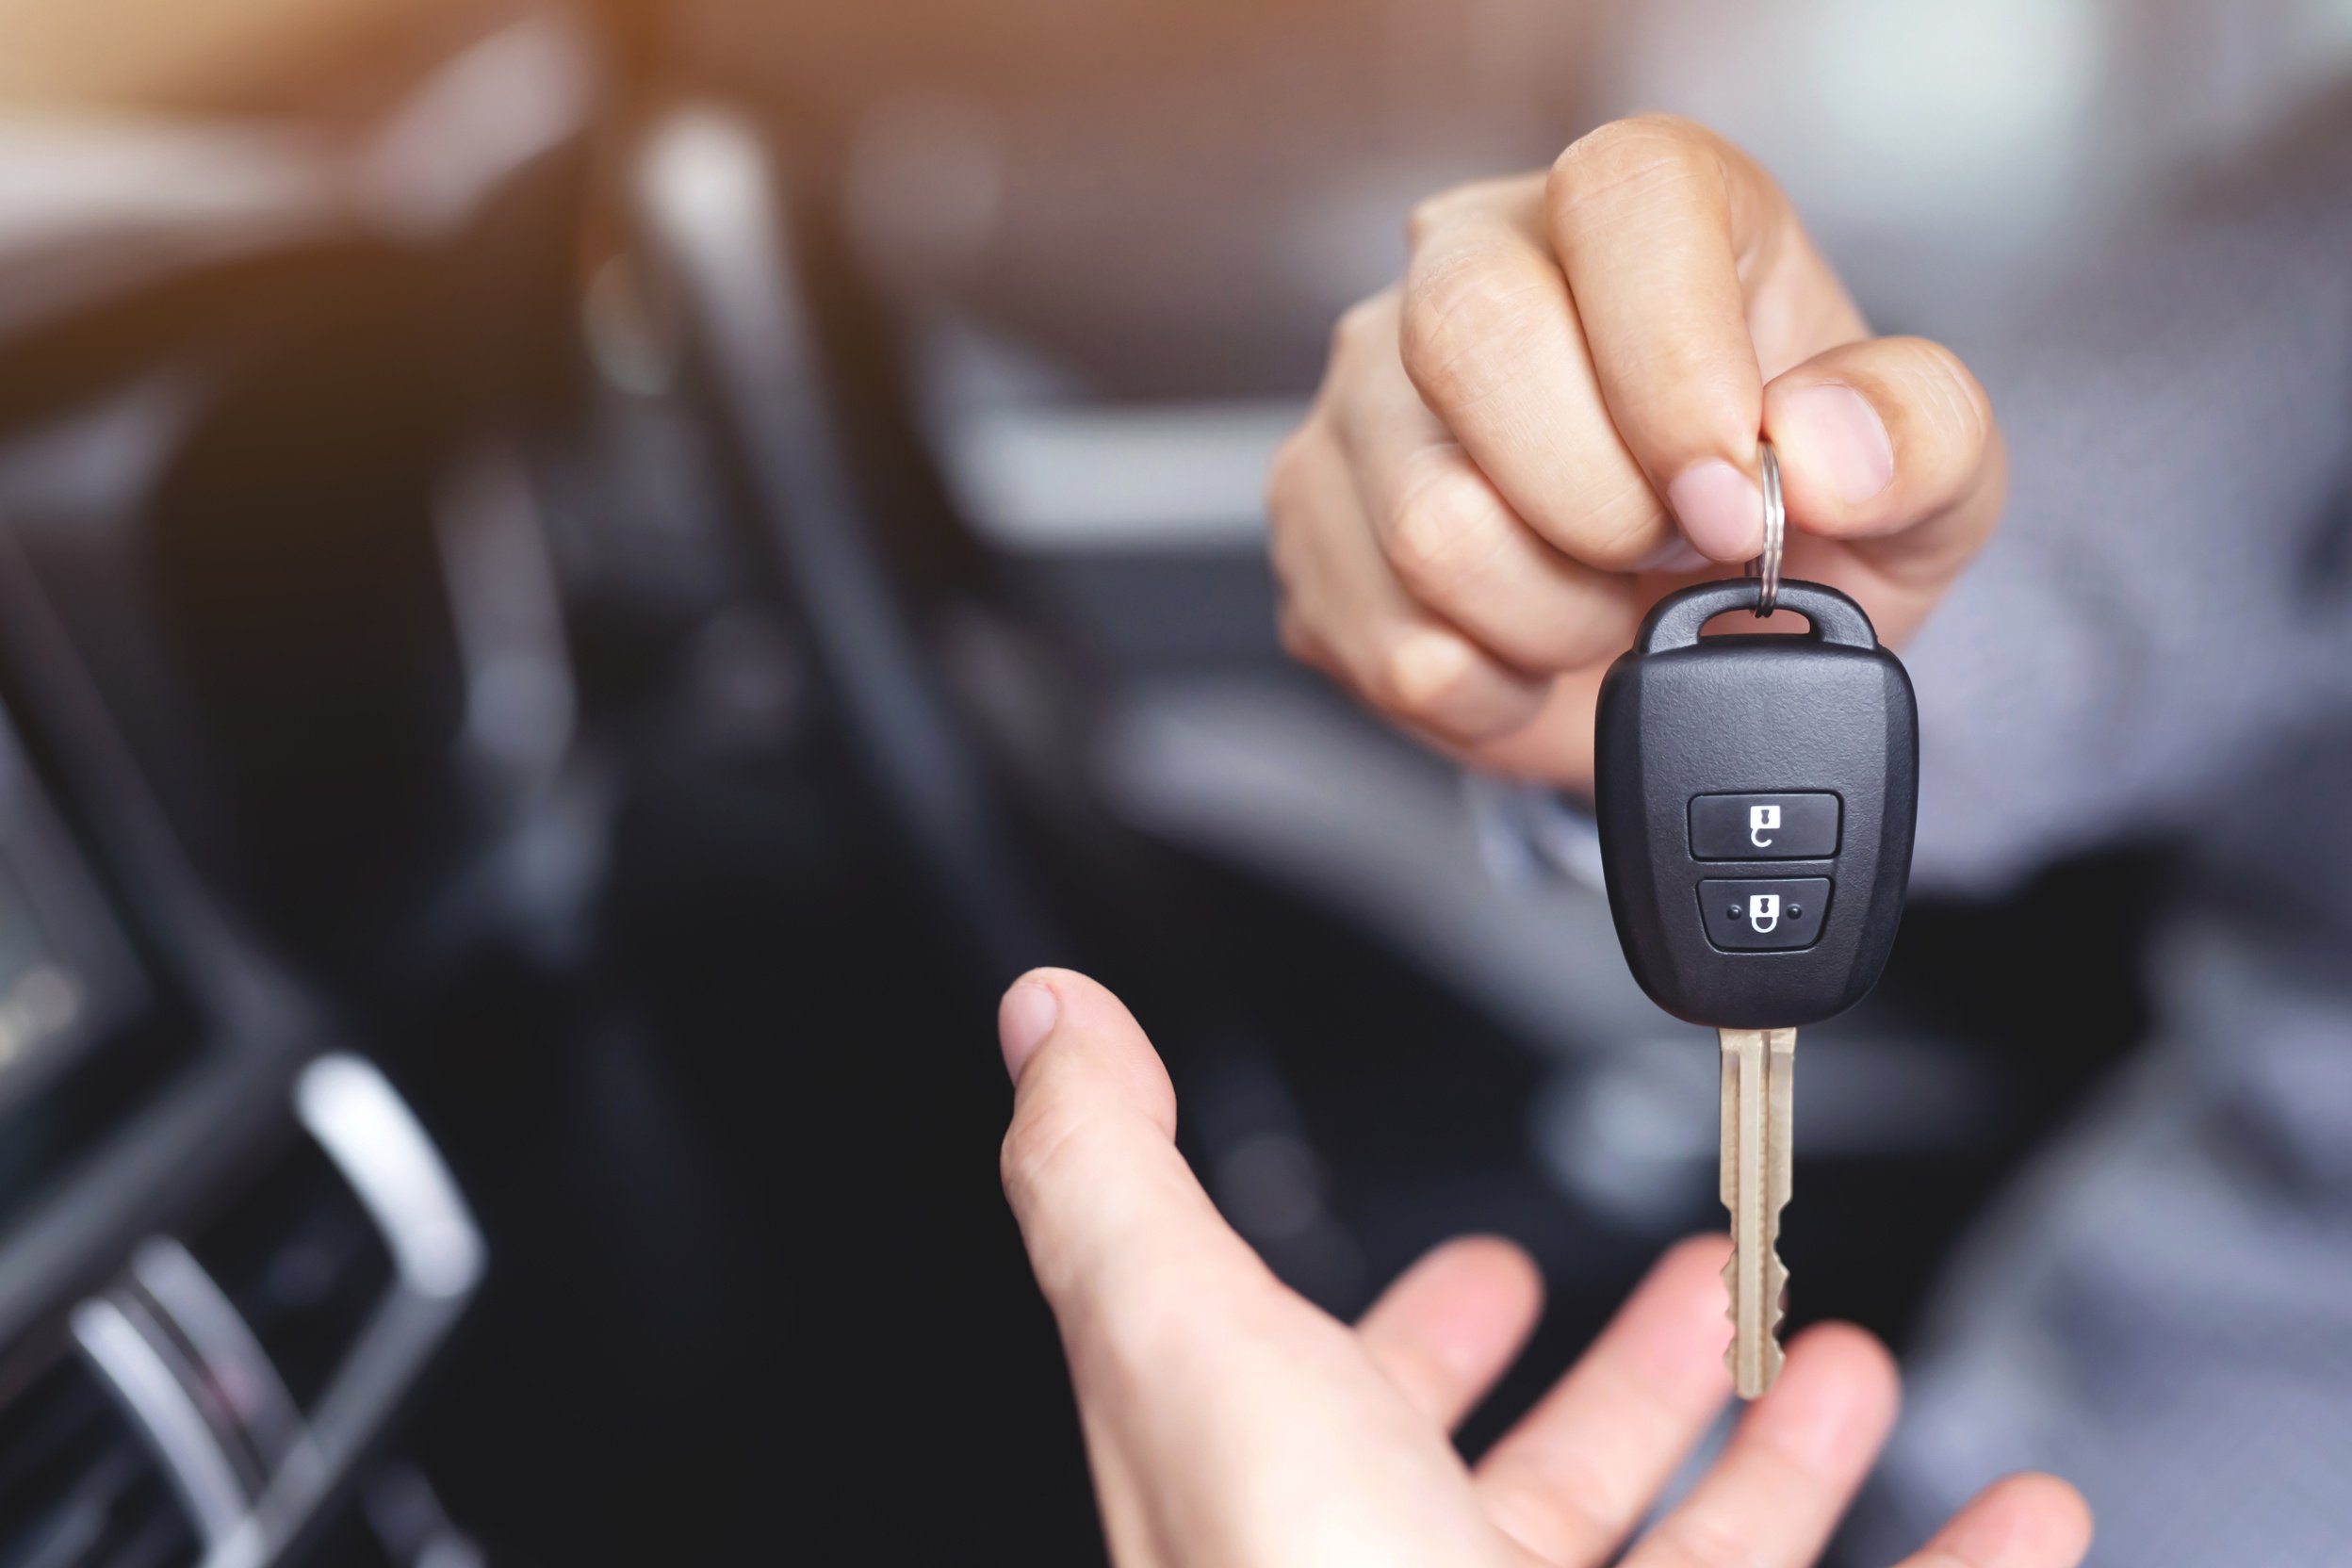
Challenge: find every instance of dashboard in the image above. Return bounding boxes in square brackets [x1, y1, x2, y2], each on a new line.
[0, 516, 483, 1566]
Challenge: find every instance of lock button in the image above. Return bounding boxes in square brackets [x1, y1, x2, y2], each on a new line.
[1690, 793, 1840, 860]
[1699, 878, 1831, 952]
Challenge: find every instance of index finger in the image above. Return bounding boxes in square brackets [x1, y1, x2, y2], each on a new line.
[1398, 176, 1679, 573]
[1546, 115, 1866, 562]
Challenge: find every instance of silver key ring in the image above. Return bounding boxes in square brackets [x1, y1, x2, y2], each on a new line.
[1746, 442, 1784, 617]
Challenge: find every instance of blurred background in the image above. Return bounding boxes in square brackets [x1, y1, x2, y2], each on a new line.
[0, 0, 2342, 1562]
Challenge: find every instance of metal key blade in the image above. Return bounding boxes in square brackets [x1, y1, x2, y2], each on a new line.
[1719, 1026, 1796, 1398]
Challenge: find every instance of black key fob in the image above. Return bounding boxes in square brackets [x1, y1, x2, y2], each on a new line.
[1593, 579, 1918, 1028]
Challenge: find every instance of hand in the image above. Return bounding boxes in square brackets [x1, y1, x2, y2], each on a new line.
[996, 968, 2090, 1568]
[1267, 116, 2004, 789]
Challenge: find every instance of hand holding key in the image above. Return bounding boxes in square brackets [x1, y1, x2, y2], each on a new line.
[1267, 115, 2002, 787]
[1272, 117, 1962, 1397]
[996, 969, 2089, 1568]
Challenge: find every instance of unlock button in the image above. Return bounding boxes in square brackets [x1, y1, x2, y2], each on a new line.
[1690, 792, 1840, 860]
[1700, 878, 1831, 952]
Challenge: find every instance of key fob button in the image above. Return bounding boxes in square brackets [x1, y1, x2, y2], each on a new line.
[1700, 878, 1831, 952]
[1689, 792, 1840, 860]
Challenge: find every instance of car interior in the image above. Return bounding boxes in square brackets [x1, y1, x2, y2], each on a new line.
[0, 4, 2170, 1563]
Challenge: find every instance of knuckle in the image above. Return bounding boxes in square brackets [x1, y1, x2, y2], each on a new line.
[1372, 631, 1469, 722]
[1381, 465, 1501, 600]
[1399, 252, 1543, 408]
[1404, 190, 1455, 248]
[1896, 335, 1995, 457]
[1551, 113, 1714, 206]
[997, 1122, 1030, 1206]
[996, 1105, 1049, 1204]
[998, 1093, 1089, 1223]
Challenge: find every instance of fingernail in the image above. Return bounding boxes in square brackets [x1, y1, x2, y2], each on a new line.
[1665, 459, 1763, 562]
[1777, 383, 1894, 505]
[998, 979, 1060, 1082]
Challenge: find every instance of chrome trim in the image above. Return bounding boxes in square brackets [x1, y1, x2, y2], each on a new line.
[294, 1054, 483, 1299]
[73, 1296, 249, 1547]
[131, 1236, 305, 1468]
[201, 1054, 484, 1568]
[204, 1295, 468, 1568]
[61, 1054, 483, 1568]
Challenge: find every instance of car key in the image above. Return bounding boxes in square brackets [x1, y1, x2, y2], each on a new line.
[1592, 455, 1918, 1396]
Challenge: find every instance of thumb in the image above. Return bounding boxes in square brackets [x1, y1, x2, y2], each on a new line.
[996, 969, 1267, 1328]
[1763, 334, 2001, 568]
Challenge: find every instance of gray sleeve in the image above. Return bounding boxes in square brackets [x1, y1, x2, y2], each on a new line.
[1904, 108, 2352, 893]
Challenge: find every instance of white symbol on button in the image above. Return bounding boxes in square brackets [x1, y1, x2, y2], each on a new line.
[1748, 893, 1781, 934]
[1749, 804, 1780, 849]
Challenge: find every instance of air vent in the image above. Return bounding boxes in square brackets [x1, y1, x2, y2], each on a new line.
[6, 1057, 481, 1568]
[0, 1350, 200, 1568]
[183, 1137, 394, 1415]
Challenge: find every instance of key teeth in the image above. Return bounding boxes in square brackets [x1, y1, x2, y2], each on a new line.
[1722, 1246, 1790, 1393]
[1720, 1250, 1740, 1380]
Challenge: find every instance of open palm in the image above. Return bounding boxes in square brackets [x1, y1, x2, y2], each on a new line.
[995, 969, 2090, 1568]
